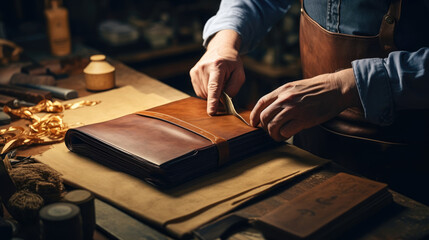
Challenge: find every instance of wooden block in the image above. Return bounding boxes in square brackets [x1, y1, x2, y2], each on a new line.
[254, 172, 392, 240]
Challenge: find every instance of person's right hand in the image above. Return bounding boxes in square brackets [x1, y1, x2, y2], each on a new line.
[190, 30, 245, 116]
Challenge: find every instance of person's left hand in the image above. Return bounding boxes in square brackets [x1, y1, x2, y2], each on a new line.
[250, 68, 362, 141]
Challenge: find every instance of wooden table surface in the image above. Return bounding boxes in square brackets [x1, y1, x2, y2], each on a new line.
[55, 60, 429, 240]
[2, 45, 429, 239]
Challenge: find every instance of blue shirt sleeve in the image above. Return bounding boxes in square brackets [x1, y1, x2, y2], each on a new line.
[202, 0, 291, 53]
[352, 47, 429, 125]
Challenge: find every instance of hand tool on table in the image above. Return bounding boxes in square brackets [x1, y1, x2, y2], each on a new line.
[0, 84, 52, 103]
[9, 73, 55, 86]
[13, 83, 78, 100]
[0, 93, 35, 108]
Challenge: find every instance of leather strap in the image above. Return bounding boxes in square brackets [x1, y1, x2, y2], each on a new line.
[136, 111, 230, 166]
[379, 0, 402, 52]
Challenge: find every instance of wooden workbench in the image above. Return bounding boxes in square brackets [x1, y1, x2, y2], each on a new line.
[3, 46, 429, 239]
[55, 60, 429, 240]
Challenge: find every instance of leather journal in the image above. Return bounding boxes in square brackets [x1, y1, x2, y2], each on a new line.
[64, 97, 276, 187]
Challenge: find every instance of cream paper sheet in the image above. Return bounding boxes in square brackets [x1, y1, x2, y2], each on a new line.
[60, 85, 172, 125]
[35, 86, 328, 237]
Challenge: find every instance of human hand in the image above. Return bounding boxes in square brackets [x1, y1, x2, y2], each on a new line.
[250, 68, 362, 141]
[190, 30, 245, 115]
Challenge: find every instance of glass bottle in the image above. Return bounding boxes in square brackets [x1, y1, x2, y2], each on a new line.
[44, 0, 71, 56]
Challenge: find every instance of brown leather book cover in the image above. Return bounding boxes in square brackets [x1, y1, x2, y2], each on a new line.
[65, 97, 276, 188]
[254, 173, 392, 240]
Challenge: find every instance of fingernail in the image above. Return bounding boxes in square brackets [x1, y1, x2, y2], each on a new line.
[208, 107, 215, 116]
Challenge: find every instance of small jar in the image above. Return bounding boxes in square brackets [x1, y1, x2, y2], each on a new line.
[83, 54, 115, 91]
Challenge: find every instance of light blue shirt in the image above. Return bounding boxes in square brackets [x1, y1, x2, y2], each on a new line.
[203, 0, 429, 126]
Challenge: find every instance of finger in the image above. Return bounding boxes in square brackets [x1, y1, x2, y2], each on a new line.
[279, 120, 305, 139]
[259, 104, 283, 131]
[224, 68, 245, 98]
[199, 68, 209, 98]
[207, 70, 225, 116]
[190, 67, 203, 98]
[250, 92, 278, 127]
[266, 107, 294, 141]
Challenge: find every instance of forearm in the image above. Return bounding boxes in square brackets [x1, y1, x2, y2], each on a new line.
[352, 47, 429, 125]
[203, 0, 291, 53]
[190, 30, 246, 115]
[207, 29, 241, 54]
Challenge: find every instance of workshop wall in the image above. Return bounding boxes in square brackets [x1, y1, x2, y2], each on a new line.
[0, 0, 302, 108]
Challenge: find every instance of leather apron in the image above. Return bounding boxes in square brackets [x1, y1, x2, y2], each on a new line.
[294, 0, 429, 178]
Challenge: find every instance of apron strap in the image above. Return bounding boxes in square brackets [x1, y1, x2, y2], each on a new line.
[379, 0, 402, 52]
[300, 0, 402, 53]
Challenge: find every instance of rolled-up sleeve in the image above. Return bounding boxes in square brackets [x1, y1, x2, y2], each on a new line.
[352, 47, 429, 125]
[202, 0, 291, 53]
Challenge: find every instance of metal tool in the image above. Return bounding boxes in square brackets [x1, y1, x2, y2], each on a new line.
[220, 91, 250, 126]
[11, 99, 35, 107]
[14, 83, 78, 100]
[0, 94, 35, 108]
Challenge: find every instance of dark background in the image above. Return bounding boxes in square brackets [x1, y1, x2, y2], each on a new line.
[0, 0, 302, 108]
